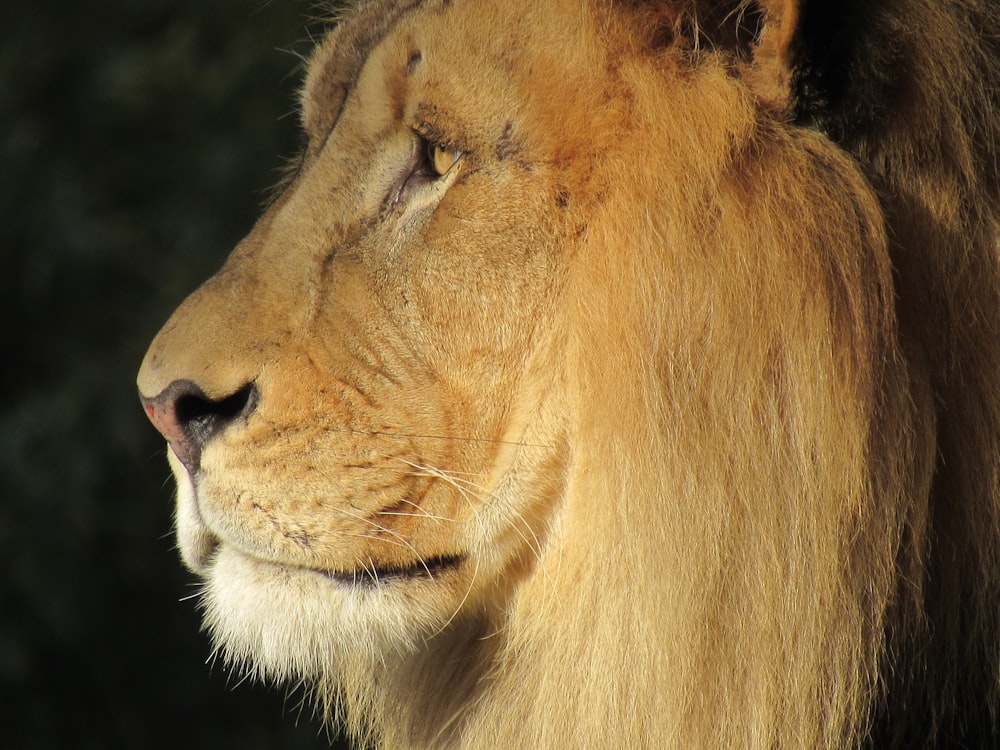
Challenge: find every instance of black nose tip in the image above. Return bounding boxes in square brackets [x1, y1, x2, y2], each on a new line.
[140, 380, 257, 471]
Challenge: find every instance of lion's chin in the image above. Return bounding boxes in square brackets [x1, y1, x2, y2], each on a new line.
[198, 543, 474, 684]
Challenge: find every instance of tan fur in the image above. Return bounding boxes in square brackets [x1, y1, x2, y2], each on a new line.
[138, 0, 1000, 746]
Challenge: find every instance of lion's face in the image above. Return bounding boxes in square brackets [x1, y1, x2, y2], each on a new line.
[138, 0, 589, 671]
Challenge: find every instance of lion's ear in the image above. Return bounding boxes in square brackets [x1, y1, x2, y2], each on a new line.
[683, 0, 867, 122]
[676, 0, 802, 108]
[740, 0, 800, 108]
[622, 0, 812, 111]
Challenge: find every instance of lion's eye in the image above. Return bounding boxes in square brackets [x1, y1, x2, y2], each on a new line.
[428, 140, 462, 177]
[388, 133, 465, 211]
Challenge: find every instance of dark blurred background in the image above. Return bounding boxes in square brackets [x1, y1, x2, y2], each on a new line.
[1, 0, 350, 746]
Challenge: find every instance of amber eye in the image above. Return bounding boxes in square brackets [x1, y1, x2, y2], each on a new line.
[428, 140, 462, 177]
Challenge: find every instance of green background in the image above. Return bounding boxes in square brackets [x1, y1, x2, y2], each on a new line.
[1, 0, 349, 746]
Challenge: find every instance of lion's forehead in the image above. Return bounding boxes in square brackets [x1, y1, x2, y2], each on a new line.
[301, 0, 601, 165]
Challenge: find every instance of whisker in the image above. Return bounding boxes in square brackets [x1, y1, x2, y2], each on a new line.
[365, 556, 380, 586]
[394, 458, 488, 536]
[378, 510, 456, 523]
[316, 425, 552, 449]
[509, 499, 547, 561]
[376, 496, 457, 523]
[308, 498, 439, 579]
[393, 458, 546, 595]
[406, 458, 548, 564]
[343, 523, 435, 579]
[427, 553, 481, 681]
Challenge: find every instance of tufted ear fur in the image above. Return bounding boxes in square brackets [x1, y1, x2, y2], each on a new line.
[682, 0, 806, 111]
[621, 0, 803, 108]
[739, 0, 800, 108]
[628, 0, 908, 134]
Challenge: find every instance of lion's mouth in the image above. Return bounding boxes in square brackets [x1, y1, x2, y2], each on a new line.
[321, 554, 465, 588]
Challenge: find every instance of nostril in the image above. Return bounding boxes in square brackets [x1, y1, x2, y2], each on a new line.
[141, 380, 258, 471]
[174, 383, 257, 446]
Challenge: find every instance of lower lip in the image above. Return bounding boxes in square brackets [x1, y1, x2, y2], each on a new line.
[320, 554, 464, 588]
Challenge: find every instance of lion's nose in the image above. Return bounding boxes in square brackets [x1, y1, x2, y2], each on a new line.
[140, 380, 257, 471]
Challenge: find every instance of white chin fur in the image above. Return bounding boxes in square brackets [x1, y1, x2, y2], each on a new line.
[199, 543, 464, 686]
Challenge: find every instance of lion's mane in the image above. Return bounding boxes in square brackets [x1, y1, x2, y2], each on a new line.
[361, 2, 1000, 747]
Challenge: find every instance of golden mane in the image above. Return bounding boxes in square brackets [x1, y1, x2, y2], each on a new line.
[139, 0, 1000, 746]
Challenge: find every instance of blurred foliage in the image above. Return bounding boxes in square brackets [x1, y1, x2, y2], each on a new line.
[0, 0, 349, 746]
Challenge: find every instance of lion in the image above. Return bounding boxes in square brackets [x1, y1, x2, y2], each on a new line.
[137, 0, 1000, 746]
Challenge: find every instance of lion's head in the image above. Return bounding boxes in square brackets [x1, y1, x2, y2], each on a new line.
[139, 0, 1000, 746]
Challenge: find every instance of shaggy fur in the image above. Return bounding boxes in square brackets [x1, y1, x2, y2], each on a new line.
[138, 0, 1000, 747]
